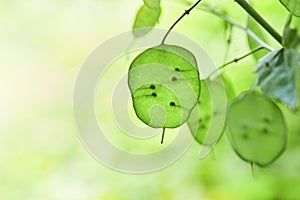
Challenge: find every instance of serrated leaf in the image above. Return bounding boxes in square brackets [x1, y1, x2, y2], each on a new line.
[128, 44, 201, 128]
[284, 28, 299, 48]
[280, 0, 300, 17]
[143, 0, 160, 8]
[255, 48, 300, 108]
[247, 17, 269, 61]
[132, 5, 161, 37]
[226, 91, 287, 166]
[187, 78, 227, 145]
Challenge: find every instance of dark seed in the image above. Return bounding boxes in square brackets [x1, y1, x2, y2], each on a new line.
[242, 133, 249, 140]
[150, 85, 155, 89]
[213, 111, 219, 115]
[262, 128, 269, 134]
[175, 68, 180, 72]
[152, 93, 157, 97]
[263, 117, 270, 123]
[171, 77, 177, 81]
[170, 102, 175, 106]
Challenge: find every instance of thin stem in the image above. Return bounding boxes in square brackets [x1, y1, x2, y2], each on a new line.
[161, 128, 166, 144]
[234, 0, 282, 44]
[223, 24, 233, 63]
[208, 46, 264, 78]
[171, 2, 275, 51]
[250, 162, 256, 178]
[209, 148, 216, 160]
[161, 0, 203, 44]
[200, 5, 274, 51]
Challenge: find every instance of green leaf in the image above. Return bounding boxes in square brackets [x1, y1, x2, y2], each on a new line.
[143, 0, 160, 8]
[279, 0, 300, 17]
[255, 48, 300, 108]
[187, 78, 228, 145]
[128, 44, 201, 128]
[226, 91, 287, 166]
[283, 14, 300, 49]
[132, 5, 161, 37]
[247, 17, 269, 61]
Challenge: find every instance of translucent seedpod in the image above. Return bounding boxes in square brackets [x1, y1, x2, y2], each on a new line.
[226, 91, 287, 166]
[128, 44, 201, 142]
[132, 5, 161, 37]
[187, 76, 232, 147]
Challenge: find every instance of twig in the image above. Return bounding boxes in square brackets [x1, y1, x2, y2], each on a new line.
[207, 46, 264, 78]
[223, 24, 233, 63]
[161, 0, 204, 44]
[161, 128, 166, 144]
[234, 0, 282, 44]
[200, 5, 275, 51]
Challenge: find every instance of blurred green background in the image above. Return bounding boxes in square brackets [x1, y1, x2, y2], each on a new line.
[1, 0, 300, 199]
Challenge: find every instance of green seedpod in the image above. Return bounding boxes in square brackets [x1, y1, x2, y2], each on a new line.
[143, 0, 160, 8]
[226, 91, 287, 166]
[132, 5, 161, 37]
[187, 77, 228, 146]
[128, 44, 201, 130]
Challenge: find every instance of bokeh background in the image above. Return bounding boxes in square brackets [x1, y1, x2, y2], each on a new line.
[1, 0, 300, 199]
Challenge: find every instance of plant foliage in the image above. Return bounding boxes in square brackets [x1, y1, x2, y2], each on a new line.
[129, 0, 300, 168]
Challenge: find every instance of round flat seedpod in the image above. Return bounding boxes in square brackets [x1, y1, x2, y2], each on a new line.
[226, 91, 287, 166]
[187, 77, 228, 146]
[128, 44, 200, 128]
